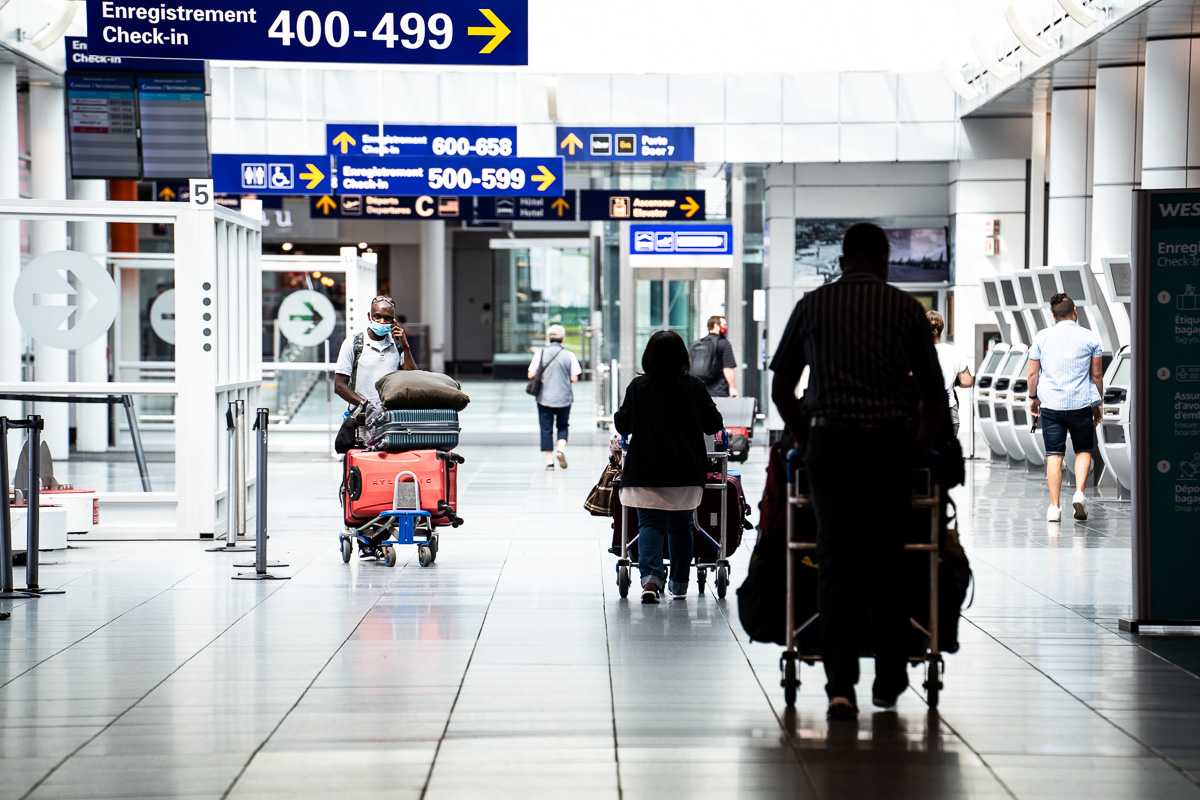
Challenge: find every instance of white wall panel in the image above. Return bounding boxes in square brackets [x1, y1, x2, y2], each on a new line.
[516, 123, 556, 157]
[440, 74, 499, 123]
[958, 117, 1033, 160]
[264, 120, 323, 155]
[1188, 41, 1200, 170]
[794, 186, 948, 218]
[725, 75, 782, 123]
[324, 71, 381, 122]
[211, 118, 234, 153]
[796, 161, 949, 186]
[211, 67, 231, 119]
[668, 75, 725, 123]
[839, 73, 897, 123]
[1048, 89, 1094, 197]
[519, 74, 554, 124]
[783, 74, 839, 123]
[1142, 39, 1191, 172]
[951, 179, 1026, 214]
[766, 185, 794, 219]
[233, 69, 267, 120]
[897, 73, 955, 122]
[897, 122, 956, 161]
[726, 124, 782, 163]
[1094, 66, 1142, 186]
[384, 72, 439, 122]
[766, 164, 795, 188]
[495, 74, 520, 124]
[228, 120, 267, 153]
[840, 123, 897, 162]
[557, 74, 611, 124]
[1047, 197, 1090, 264]
[956, 159, 1026, 181]
[265, 69, 304, 120]
[1141, 168, 1187, 189]
[692, 124, 726, 162]
[612, 74, 668, 123]
[782, 124, 839, 162]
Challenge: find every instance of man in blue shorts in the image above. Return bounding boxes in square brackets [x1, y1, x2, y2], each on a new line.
[1027, 292, 1104, 522]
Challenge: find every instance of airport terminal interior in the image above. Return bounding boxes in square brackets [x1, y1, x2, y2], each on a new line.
[2, 0, 1200, 797]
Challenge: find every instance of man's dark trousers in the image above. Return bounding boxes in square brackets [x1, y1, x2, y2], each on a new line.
[805, 423, 915, 704]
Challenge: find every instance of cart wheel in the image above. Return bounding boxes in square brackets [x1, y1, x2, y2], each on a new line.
[697, 568, 707, 595]
[384, 546, 398, 568]
[340, 537, 352, 564]
[417, 545, 432, 567]
[925, 659, 941, 709]
[715, 566, 729, 599]
[617, 565, 630, 598]
[428, 538, 438, 563]
[783, 658, 798, 708]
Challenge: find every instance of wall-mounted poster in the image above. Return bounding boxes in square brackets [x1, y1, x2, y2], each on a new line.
[794, 218, 950, 285]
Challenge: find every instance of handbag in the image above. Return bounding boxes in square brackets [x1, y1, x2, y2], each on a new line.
[525, 347, 563, 397]
[584, 453, 622, 516]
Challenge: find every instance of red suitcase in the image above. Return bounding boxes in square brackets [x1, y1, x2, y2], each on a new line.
[342, 449, 463, 528]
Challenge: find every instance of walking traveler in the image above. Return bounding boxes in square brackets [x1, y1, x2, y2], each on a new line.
[928, 311, 973, 436]
[1027, 293, 1104, 522]
[614, 330, 724, 603]
[334, 296, 417, 409]
[528, 324, 582, 470]
[690, 316, 739, 397]
[770, 223, 945, 720]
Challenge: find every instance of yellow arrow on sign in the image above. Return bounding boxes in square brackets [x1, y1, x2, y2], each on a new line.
[468, 8, 511, 54]
[315, 196, 337, 215]
[532, 165, 556, 192]
[551, 197, 570, 218]
[679, 196, 700, 218]
[158, 186, 176, 202]
[331, 131, 356, 155]
[299, 163, 325, 190]
[560, 132, 583, 155]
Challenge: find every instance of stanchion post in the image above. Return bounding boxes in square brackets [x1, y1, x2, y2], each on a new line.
[235, 399, 247, 541]
[0, 417, 34, 599]
[15, 416, 62, 596]
[209, 402, 254, 553]
[234, 408, 289, 580]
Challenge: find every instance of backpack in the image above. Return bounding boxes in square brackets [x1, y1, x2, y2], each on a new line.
[689, 336, 721, 384]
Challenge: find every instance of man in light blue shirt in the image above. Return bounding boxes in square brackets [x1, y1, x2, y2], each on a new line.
[1027, 293, 1104, 523]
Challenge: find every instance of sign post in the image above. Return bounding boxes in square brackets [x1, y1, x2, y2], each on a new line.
[1124, 189, 1200, 630]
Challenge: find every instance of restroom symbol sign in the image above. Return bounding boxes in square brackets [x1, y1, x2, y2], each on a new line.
[633, 231, 654, 252]
[241, 163, 267, 189]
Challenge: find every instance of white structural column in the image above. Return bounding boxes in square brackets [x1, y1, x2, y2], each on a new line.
[762, 164, 797, 433]
[1141, 39, 1200, 189]
[1091, 65, 1143, 347]
[29, 84, 69, 458]
[1047, 88, 1095, 267]
[73, 179, 111, 452]
[1029, 90, 1049, 269]
[420, 220, 447, 372]
[0, 64, 21, 438]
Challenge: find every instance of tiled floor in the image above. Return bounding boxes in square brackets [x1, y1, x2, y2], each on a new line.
[3, 442, 1200, 799]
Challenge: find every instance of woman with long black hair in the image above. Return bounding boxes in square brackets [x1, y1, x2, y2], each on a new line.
[614, 330, 724, 603]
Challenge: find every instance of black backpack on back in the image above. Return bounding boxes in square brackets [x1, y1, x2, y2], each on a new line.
[689, 336, 721, 384]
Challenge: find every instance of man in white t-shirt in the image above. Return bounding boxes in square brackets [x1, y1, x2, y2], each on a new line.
[927, 311, 973, 435]
[334, 295, 416, 410]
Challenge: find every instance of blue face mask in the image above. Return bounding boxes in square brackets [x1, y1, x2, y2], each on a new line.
[368, 321, 391, 337]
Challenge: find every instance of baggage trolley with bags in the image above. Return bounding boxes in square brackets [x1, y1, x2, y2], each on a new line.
[611, 431, 751, 599]
[780, 449, 948, 708]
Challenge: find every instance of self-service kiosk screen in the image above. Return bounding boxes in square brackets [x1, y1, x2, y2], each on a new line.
[1112, 357, 1131, 387]
[1060, 270, 1087, 301]
[1000, 280, 1019, 307]
[983, 350, 1005, 375]
[1019, 276, 1038, 305]
[984, 282, 1001, 308]
[1038, 273, 1058, 302]
[1004, 354, 1027, 376]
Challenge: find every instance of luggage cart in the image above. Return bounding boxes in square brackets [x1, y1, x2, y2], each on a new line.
[779, 450, 945, 708]
[613, 431, 733, 599]
[339, 470, 439, 568]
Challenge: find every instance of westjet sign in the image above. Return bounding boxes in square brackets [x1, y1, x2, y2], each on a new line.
[1157, 202, 1200, 217]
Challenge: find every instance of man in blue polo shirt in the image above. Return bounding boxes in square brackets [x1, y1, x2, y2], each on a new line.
[1027, 292, 1104, 522]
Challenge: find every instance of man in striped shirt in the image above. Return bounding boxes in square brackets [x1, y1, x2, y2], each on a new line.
[1027, 293, 1104, 523]
[771, 223, 945, 721]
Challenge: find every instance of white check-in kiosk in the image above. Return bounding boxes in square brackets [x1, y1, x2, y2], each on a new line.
[998, 276, 1034, 346]
[1097, 257, 1134, 497]
[990, 344, 1029, 462]
[1009, 268, 1061, 467]
[975, 343, 1011, 458]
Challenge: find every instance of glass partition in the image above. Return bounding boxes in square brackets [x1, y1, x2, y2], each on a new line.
[493, 245, 590, 365]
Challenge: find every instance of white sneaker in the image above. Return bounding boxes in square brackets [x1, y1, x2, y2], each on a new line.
[1072, 491, 1087, 520]
[1046, 504, 1062, 522]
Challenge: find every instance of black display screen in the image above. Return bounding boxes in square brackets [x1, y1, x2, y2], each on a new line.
[138, 76, 210, 180]
[67, 73, 140, 179]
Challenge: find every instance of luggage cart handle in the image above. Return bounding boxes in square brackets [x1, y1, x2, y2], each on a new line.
[392, 470, 422, 512]
[786, 449, 805, 482]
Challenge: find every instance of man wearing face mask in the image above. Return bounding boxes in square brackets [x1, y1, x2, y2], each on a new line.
[334, 295, 417, 412]
[691, 315, 739, 397]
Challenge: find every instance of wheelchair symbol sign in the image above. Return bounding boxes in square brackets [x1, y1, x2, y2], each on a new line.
[268, 164, 294, 190]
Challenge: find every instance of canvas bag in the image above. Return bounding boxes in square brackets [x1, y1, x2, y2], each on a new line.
[584, 453, 622, 516]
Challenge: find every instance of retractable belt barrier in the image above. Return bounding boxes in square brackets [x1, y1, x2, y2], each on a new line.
[233, 408, 289, 581]
[0, 415, 66, 600]
[207, 400, 255, 553]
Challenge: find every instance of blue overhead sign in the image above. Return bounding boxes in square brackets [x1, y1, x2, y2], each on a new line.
[66, 36, 204, 74]
[629, 225, 733, 255]
[86, 1, 528, 66]
[326, 124, 516, 157]
[336, 156, 563, 196]
[557, 127, 695, 162]
[212, 154, 333, 196]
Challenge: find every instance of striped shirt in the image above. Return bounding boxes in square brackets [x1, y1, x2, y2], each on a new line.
[770, 272, 943, 423]
[1029, 320, 1102, 411]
